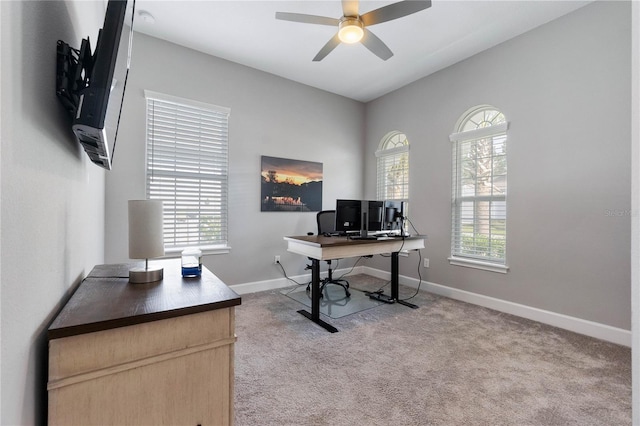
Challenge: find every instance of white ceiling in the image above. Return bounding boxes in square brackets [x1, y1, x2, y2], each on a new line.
[129, 0, 591, 102]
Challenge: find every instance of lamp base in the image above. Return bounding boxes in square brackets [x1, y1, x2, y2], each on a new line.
[129, 267, 163, 284]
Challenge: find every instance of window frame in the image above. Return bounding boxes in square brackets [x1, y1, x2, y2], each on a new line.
[375, 131, 410, 242]
[144, 90, 231, 256]
[376, 131, 410, 202]
[449, 106, 509, 273]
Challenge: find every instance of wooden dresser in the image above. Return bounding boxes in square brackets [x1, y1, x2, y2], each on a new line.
[47, 260, 241, 425]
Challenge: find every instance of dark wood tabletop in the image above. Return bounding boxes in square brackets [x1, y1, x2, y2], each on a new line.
[284, 234, 424, 246]
[48, 259, 241, 340]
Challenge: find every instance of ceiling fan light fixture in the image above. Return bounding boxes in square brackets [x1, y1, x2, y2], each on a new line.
[338, 18, 364, 44]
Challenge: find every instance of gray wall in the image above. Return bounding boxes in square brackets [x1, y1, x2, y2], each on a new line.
[1, 1, 106, 424]
[105, 33, 366, 285]
[364, 1, 631, 329]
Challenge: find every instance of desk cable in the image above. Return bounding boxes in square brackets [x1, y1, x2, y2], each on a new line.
[277, 256, 370, 295]
[371, 216, 424, 301]
[398, 216, 424, 302]
[334, 256, 366, 281]
[370, 233, 406, 295]
[275, 260, 308, 294]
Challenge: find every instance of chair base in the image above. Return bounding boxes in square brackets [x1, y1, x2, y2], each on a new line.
[305, 257, 350, 299]
[306, 277, 350, 299]
[320, 278, 350, 298]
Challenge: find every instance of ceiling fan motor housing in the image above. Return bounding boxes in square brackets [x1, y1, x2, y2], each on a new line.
[338, 17, 364, 44]
[275, 0, 432, 60]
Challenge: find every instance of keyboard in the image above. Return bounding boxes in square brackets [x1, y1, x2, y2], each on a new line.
[348, 235, 381, 240]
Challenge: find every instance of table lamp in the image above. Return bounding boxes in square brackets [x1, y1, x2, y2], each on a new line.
[128, 199, 165, 283]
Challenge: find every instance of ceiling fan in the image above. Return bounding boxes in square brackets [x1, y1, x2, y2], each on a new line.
[275, 0, 432, 62]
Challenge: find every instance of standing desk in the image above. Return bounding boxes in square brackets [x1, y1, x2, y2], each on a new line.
[284, 235, 426, 333]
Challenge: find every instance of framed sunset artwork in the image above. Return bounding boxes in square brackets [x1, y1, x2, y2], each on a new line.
[260, 156, 322, 212]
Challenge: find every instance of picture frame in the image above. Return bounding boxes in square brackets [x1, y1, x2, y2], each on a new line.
[261, 155, 322, 212]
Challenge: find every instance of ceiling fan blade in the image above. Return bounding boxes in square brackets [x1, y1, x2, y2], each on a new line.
[275, 12, 340, 26]
[361, 29, 393, 61]
[313, 34, 341, 62]
[361, 0, 431, 26]
[342, 0, 359, 17]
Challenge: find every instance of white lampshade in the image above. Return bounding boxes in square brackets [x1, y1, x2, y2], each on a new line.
[129, 199, 164, 258]
[128, 199, 164, 283]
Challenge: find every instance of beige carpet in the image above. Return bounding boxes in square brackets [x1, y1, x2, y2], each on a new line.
[234, 274, 631, 425]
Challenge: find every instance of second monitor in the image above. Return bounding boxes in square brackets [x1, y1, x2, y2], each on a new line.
[334, 199, 404, 236]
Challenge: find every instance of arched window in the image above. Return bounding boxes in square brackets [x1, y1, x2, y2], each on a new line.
[376, 131, 409, 202]
[449, 106, 509, 272]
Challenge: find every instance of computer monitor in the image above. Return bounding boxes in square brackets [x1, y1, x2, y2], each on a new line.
[335, 199, 362, 234]
[383, 200, 405, 233]
[365, 200, 384, 233]
[335, 199, 386, 235]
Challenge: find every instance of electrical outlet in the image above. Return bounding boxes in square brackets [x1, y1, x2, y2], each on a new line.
[423, 258, 430, 268]
[274, 255, 281, 264]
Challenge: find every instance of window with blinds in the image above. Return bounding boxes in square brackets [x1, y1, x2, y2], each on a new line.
[145, 90, 230, 253]
[450, 106, 508, 272]
[376, 132, 409, 201]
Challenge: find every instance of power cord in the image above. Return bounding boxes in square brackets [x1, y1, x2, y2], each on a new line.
[374, 280, 391, 294]
[334, 256, 367, 281]
[275, 256, 363, 294]
[274, 259, 307, 288]
[398, 249, 423, 302]
[406, 216, 421, 236]
[373, 228, 406, 291]
[364, 214, 425, 301]
[399, 215, 424, 302]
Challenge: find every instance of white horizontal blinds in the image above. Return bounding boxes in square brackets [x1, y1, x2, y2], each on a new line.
[145, 91, 230, 250]
[376, 132, 409, 201]
[451, 107, 508, 264]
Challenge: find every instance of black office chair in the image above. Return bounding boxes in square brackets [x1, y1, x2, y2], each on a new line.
[307, 210, 350, 298]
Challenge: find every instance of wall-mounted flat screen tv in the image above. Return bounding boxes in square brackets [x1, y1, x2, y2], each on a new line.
[56, 0, 135, 170]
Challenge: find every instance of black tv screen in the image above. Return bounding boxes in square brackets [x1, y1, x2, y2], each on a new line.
[56, 0, 135, 170]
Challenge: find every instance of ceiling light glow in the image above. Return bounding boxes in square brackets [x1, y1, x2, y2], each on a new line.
[338, 18, 364, 44]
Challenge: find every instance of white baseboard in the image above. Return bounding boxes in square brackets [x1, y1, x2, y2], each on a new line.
[230, 266, 630, 347]
[361, 266, 631, 347]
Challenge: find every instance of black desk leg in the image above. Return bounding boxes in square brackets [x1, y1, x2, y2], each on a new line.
[392, 252, 419, 309]
[391, 251, 400, 301]
[367, 252, 399, 305]
[297, 258, 338, 333]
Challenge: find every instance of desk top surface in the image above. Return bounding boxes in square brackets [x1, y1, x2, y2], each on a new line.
[48, 259, 241, 340]
[284, 234, 426, 247]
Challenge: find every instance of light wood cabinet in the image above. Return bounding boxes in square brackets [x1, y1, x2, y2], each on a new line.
[47, 261, 241, 425]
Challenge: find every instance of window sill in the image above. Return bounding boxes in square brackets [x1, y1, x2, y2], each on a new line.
[165, 245, 232, 256]
[448, 256, 509, 274]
